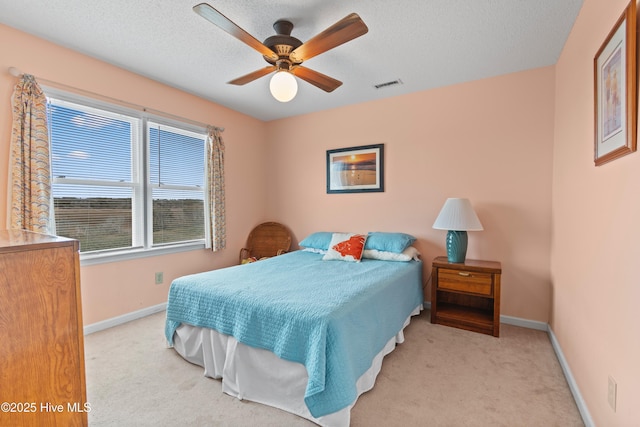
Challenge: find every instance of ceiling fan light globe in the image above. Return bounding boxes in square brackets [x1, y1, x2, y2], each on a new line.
[270, 71, 298, 102]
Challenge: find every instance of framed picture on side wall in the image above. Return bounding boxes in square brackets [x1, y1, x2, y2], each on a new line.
[593, 0, 637, 166]
[326, 144, 384, 193]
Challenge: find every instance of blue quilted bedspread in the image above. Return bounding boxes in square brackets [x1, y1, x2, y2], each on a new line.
[165, 250, 423, 417]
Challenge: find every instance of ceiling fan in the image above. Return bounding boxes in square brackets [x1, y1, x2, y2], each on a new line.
[193, 3, 369, 102]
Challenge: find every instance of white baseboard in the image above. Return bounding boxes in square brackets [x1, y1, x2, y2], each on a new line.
[83, 302, 166, 335]
[547, 327, 594, 427]
[500, 314, 548, 331]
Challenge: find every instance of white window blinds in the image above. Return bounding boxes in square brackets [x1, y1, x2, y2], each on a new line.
[47, 96, 207, 255]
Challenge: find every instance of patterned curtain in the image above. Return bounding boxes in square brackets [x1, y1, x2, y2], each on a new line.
[7, 75, 54, 234]
[206, 126, 226, 251]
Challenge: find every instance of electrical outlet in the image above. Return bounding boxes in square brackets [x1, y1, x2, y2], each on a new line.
[608, 375, 617, 411]
[155, 272, 164, 285]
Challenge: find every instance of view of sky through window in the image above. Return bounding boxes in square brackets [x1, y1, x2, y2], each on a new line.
[48, 102, 205, 198]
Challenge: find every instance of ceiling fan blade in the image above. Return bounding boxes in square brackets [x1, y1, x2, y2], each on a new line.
[290, 13, 368, 63]
[291, 66, 342, 92]
[193, 3, 278, 61]
[228, 66, 277, 85]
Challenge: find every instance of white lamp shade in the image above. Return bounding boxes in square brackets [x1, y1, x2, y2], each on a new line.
[269, 71, 298, 102]
[432, 198, 484, 231]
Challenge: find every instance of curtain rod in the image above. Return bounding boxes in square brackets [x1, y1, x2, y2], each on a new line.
[7, 66, 224, 132]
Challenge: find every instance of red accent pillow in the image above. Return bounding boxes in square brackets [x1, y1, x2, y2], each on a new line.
[323, 233, 367, 262]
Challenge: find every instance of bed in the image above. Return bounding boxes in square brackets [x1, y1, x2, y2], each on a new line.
[165, 232, 423, 426]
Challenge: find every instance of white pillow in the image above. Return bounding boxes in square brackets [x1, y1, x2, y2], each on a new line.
[322, 233, 367, 262]
[362, 246, 421, 262]
[302, 247, 327, 255]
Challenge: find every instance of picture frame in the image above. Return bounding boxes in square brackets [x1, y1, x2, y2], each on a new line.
[593, 0, 637, 166]
[326, 144, 384, 193]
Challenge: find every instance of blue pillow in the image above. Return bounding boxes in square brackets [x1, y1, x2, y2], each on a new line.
[299, 232, 334, 250]
[365, 232, 416, 253]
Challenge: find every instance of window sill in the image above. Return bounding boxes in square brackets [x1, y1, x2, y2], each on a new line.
[79, 241, 206, 266]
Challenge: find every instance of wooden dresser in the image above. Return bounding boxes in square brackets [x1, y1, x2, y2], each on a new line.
[0, 230, 88, 426]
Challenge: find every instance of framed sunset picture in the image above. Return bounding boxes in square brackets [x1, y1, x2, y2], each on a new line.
[326, 144, 384, 193]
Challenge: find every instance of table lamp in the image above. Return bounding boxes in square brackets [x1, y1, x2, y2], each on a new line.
[432, 198, 483, 263]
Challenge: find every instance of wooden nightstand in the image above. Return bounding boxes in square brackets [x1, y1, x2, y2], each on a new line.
[430, 256, 502, 337]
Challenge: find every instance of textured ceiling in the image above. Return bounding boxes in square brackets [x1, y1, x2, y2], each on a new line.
[0, 0, 583, 122]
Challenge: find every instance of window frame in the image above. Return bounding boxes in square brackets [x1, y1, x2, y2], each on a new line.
[44, 87, 208, 266]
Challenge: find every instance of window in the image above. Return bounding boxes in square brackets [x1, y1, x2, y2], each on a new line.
[148, 122, 205, 246]
[46, 91, 207, 262]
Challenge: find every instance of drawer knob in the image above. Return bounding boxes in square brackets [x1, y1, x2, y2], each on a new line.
[458, 272, 471, 277]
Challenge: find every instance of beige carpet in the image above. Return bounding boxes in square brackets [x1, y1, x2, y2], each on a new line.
[84, 311, 584, 426]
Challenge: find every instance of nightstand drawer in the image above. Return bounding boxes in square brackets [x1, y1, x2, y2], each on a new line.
[437, 268, 493, 296]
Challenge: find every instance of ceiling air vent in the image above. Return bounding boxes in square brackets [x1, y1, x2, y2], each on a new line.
[373, 79, 403, 89]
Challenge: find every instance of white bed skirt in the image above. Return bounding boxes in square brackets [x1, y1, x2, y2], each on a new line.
[171, 305, 422, 427]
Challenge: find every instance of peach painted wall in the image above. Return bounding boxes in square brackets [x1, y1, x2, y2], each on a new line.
[552, 0, 640, 425]
[0, 24, 269, 324]
[266, 66, 556, 322]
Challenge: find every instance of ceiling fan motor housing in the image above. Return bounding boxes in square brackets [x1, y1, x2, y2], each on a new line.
[263, 20, 303, 66]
